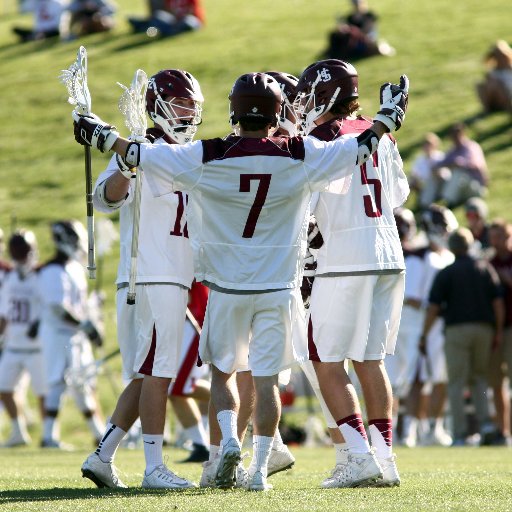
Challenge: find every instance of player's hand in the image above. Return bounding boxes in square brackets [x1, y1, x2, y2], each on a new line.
[374, 75, 409, 132]
[72, 111, 119, 153]
[79, 319, 104, 347]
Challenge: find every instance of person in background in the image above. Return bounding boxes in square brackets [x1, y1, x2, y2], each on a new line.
[464, 197, 492, 257]
[420, 227, 505, 446]
[476, 40, 512, 115]
[128, 0, 204, 38]
[65, 0, 116, 38]
[409, 132, 449, 211]
[0, 231, 46, 448]
[433, 123, 488, 209]
[38, 220, 105, 449]
[487, 219, 512, 445]
[12, 0, 68, 43]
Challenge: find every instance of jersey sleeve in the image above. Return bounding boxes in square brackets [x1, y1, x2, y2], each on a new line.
[389, 139, 410, 208]
[302, 136, 358, 191]
[93, 154, 134, 213]
[140, 141, 204, 198]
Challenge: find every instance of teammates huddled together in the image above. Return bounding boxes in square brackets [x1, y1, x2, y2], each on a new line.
[1, 57, 410, 491]
[70, 57, 409, 491]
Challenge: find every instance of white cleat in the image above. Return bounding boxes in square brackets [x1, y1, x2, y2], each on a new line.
[371, 454, 400, 487]
[142, 464, 196, 489]
[246, 470, 273, 492]
[267, 445, 295, 477]
[430, 428, 453, 447]
[199, 452, 248, 488]
[81, 452, 127, 489]
[215, 438, 241, 489]
[2, 432, 30, 448]
[321, 451, 383, 488]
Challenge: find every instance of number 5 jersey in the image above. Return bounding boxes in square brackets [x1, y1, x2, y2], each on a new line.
[309, 117, 409, 275]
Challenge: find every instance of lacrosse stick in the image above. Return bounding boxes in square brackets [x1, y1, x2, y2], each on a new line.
[64, 347, 121, 388]
[117, 69, 148, 305]
[59, 46, 96, 279]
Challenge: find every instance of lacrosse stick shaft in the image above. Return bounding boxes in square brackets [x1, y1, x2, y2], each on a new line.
[127, 171, 142, 304]
[186, 307, 202, 335]
[84, 145, 96, 279]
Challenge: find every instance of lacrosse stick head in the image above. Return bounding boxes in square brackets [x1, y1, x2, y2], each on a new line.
[59, 46, 91, 115]
[118, 69, 149, 140]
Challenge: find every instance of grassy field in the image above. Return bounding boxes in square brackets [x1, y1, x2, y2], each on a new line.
[0, 0, 512, 510]
[0, 446, 511, 512]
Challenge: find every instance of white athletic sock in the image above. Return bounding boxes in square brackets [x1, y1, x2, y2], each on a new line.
[184, 423, 208, 446]
[272, 428, 285, 450]
[333, 442, 349, 464]
[95, 423, 127, 463]
[249, 435, 273, 477]
[368, 423, 393, 459]
[209, 444, 220, 461]
[11, 416, 28, 438]
[217, 410, 239, 446]
[143, 434, 164, 474]
[338, 415, 370, 454]
[43, 416, 58, 442]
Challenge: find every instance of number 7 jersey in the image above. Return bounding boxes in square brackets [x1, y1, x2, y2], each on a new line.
[310, 117, 409, 274]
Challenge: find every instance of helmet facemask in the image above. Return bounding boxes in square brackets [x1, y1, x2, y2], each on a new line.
[294, 74, 341, 135]
[149, 95, 203, 145]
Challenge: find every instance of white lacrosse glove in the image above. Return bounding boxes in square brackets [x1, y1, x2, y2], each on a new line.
[374, 75, 409, 132]
[72, 111, 119, 152]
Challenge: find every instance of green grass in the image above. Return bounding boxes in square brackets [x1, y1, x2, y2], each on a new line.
[0, 446, 511, 511]
[1, 1, 512, 509]
[1, 0, 511, 346]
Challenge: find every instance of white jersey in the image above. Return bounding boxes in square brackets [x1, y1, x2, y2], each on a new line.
[141, 134, 359, 291]
[93, 137, 194, 288]
[309, 118, 409, 274]
[37, 258, 88, 344]
[422, 247, 454, 307]
[0, 269, 41, 350]
[400, 247, 428, 328]
[34, 0, 67, 32]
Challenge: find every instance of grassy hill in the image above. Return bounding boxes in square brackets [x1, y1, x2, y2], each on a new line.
[0, 0, 511, 440]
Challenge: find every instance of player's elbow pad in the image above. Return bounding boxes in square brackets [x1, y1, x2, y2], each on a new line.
[356, 129, 379, 166]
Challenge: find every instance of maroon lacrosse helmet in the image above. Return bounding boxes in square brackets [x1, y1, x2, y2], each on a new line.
[9, 230, 37, 262]
[294, 59, 359, 134]
[146, 69, 204, 144]
[264, 71, 299, 135]
[228, 72, 283, 128]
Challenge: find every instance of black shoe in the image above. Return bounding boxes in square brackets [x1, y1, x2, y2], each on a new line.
[179, 443, 209, 463]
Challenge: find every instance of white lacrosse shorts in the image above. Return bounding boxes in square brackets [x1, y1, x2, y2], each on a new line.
[117, 284, 188, 380]
[199, 287, 308, 377]
[418, 318, 448, 384]
[0, 349, 48, 395]
[308, 273, 405, 363]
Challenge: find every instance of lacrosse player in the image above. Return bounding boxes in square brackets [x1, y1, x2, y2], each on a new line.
[73, 69, 408, 491]
[82, 69, 203, 490]
[37, 220, 105, 449]
[0, 230, 45, 447]
[294, 59, 409, 488]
